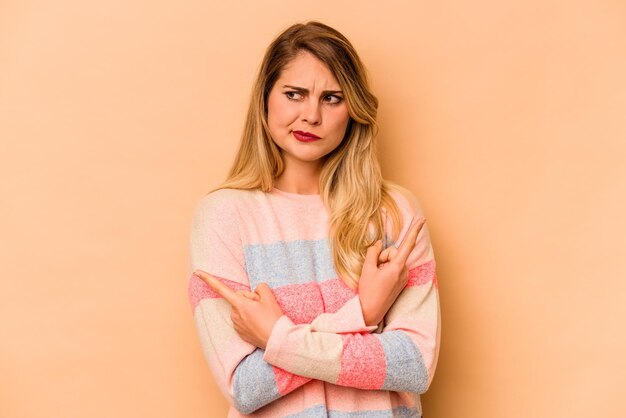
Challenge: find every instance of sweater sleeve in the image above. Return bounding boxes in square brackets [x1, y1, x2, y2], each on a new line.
[188, 193, 312, 415]
[262, 192, 441, 393]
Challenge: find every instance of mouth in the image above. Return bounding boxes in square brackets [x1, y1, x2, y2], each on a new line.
[292, 130, 321, 142]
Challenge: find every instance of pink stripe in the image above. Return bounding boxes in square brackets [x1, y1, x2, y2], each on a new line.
[324, 383, 416, 411]
[187, 273, 250, 310]
[336, 334, 386, 389]
[406, 260, 436, 287]
[273, 366, 312, 395]
[238, 192, 328, 245]
[319, 278, 357, 313]
[273, 283, 324, 324]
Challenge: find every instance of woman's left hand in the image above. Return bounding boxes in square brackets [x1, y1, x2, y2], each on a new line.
[193, 270, 284, 349]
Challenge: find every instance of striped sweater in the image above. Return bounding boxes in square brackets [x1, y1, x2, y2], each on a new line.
[188, 187, 441, 417]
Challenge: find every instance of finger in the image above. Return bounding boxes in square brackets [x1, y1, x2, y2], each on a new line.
[193, 269, 240, 305]
[254, 283, 277, 302]
[364, 239, 383, 269]
[387, 247, 398, 260]
[378, 246, 399, 264]
[378, 247, 392, 263]
[236, 290, 260, 301]
[393, 216, 426, 267]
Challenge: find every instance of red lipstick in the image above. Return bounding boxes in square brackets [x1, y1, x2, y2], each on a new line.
[292, 130, 321, 142]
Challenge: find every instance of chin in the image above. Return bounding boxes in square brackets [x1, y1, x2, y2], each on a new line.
[294, 154, 327, 163]
[285, 148, 329, 163]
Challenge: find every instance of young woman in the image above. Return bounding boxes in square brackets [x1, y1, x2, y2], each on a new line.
[188, 21, 440, 418]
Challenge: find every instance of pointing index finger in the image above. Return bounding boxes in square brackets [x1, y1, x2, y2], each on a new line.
[193, 270, 240, 305]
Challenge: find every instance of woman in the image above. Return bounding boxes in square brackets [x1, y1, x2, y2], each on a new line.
[188, 21, 440, 417]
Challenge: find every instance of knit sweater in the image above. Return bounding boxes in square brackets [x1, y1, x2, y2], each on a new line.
[188, 186, 440, 417]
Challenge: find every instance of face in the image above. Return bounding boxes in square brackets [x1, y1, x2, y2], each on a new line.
[266, 50, 351, 170]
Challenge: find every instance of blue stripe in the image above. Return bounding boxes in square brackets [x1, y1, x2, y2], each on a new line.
[285, 404, 420, 417]
[283, 405, 326, 417]
[244, 239, 338, 289]
[232, 349, 279, 414]
[376, 331, 429, 393]
[330, 406, 420, 418]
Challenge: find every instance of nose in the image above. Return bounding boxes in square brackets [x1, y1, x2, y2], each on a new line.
[301, 99, 321, 125]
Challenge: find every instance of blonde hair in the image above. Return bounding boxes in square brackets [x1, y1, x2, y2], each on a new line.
[209, 21, 405, 289]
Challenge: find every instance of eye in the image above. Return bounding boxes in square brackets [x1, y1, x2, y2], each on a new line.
[285, 91, 303, 101]
[324, 94, 343, 105]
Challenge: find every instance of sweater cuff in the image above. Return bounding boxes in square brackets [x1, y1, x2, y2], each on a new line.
[263, 314, 295, 366]
[310, 295, 379, 334]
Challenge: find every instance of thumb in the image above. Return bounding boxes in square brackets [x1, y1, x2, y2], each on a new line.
[386, 246, 398, 261]
[255, 283, 277, 301]
[364, 239, 383, 269]
[255, 283, 284, 318]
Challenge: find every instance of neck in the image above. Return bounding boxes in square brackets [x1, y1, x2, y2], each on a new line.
[274, 157, 322, 194]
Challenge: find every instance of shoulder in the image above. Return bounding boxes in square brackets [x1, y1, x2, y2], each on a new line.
[191, 188, 260, 230]
[386, 182, 425, 218]
[193, 188, 257, 217]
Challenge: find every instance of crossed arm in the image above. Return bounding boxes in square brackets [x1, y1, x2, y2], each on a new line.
[188, 195, 440, 414]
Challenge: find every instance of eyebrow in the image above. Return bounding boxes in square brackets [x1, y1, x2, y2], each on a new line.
[282, 85, 343, 95]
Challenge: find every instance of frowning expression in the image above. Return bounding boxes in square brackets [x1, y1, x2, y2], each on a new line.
[267, 50, 350, 168]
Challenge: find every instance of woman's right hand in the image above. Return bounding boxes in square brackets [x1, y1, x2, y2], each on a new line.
[358, 216, 426, 327]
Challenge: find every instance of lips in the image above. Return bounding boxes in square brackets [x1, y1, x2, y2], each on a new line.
[292, 130, 321, 142]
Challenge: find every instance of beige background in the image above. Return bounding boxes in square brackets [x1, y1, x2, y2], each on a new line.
[1, 1, 625, 417]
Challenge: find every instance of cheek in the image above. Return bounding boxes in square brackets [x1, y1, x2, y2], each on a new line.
[268, 95, 297, 128]
[328, 107, 351, 134]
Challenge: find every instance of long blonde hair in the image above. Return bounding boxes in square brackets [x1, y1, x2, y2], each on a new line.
[209, 21, 405, 289]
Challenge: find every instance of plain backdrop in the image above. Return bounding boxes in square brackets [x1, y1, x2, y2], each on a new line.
[1, 1, 625, 417]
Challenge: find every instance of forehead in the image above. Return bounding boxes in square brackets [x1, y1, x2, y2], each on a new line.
[277, 51, 340, 89]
